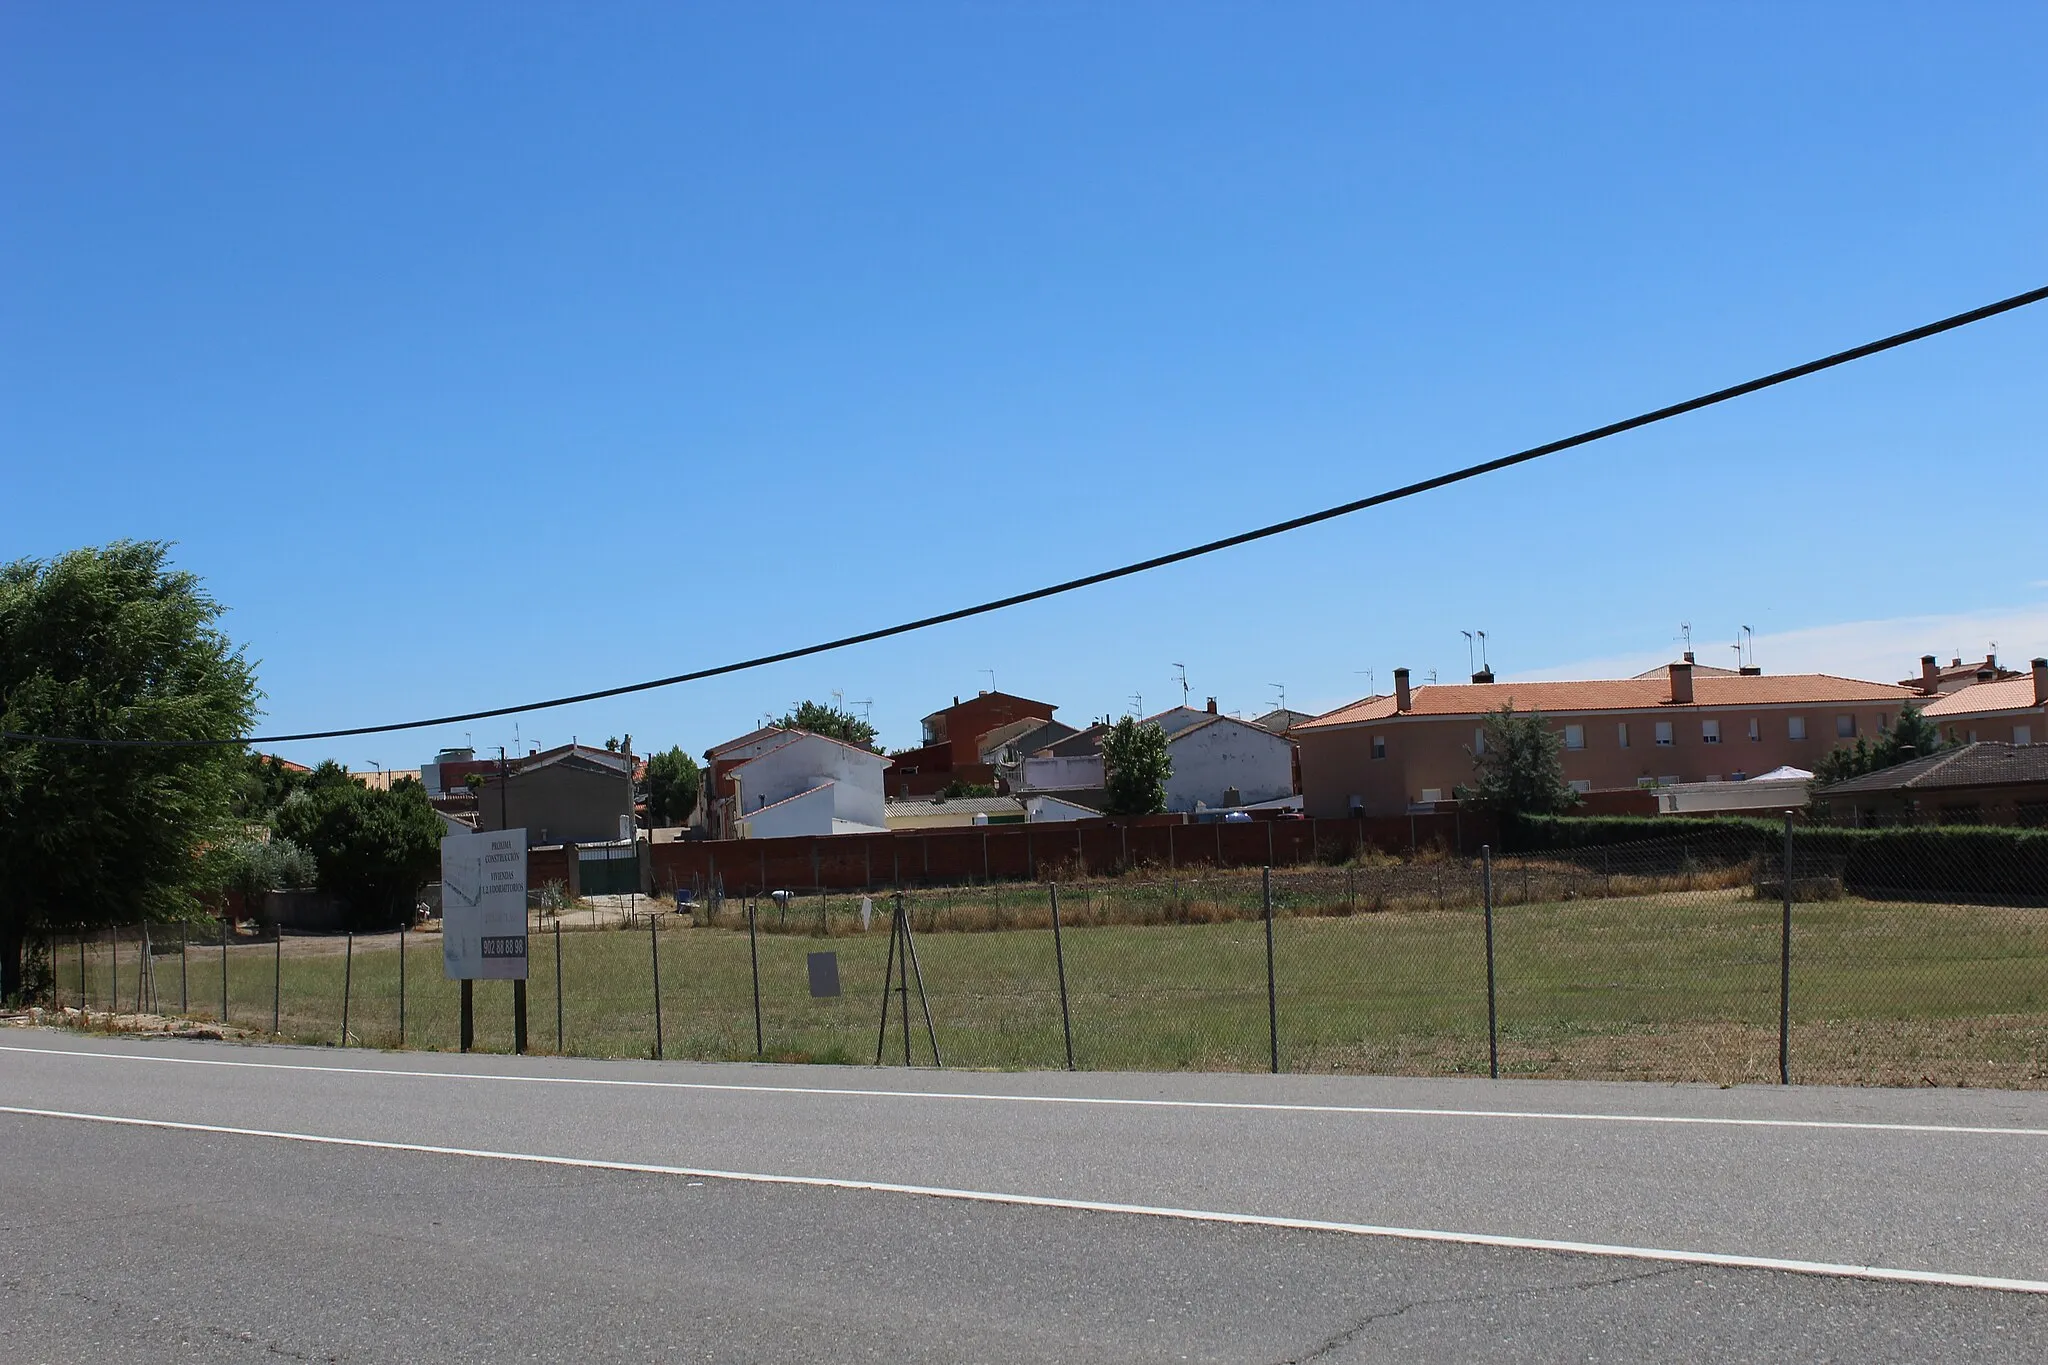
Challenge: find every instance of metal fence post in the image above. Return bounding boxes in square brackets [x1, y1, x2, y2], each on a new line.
[554, 918, 564, 1054]
[1482, 846, 1498, 1080]
[748, 899, 763, 1058]
[340, 930, 353, 1047]
[273, 930, 282, 1034]
[1779, 813, 1794, 1086]
[1050, 885, 1075, 1070]
[179, 924, 188, 1014]
[1263, 866, 1278, 1075]
[220, 917, 229, 1024]
[110, 926, 119, 1015]
[398, 926, 407, 1046]
[79, 934, 88, 1011]
[649, 911, 663, 1060]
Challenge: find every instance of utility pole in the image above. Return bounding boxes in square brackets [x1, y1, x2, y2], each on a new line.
[497, 746, 509, 831]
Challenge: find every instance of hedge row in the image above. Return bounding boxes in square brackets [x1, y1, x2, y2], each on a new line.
[1507, 815, 2048, 903]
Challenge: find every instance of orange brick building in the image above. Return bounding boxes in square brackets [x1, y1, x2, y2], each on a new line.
[1294, 661, 1921, 817]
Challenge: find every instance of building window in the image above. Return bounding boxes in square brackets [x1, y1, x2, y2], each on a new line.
[1701, 719, 1721, 744]
[1878, 713, 1891, 733]
[1564, 724, 1585, 750]
[1789, 716, 1807, 740]
[1747, 717, 1760, 742]
[1473, 728, 1486, 756]
[1836, 715, 1856, 739]
[1568, 779, 1592, 794]
[1654, 721, 1674, 746]
[1419, 788, 1443, 804]
[1618, 722, 1630, 748]
[1371, 735, 1387, 760]
[1731, 770, 1747, 781]
[2016, 725, 2033, 746]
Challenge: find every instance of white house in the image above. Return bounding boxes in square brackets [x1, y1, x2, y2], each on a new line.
[1014, 708, 1297, 816]
[729, 732, 891, 838]
[1161, 714, 1295, 813]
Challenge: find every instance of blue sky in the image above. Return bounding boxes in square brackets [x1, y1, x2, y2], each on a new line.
[4, 3, 2043, 768]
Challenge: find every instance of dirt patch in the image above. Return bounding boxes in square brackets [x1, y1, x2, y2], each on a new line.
[2, 1005, 257, 1041]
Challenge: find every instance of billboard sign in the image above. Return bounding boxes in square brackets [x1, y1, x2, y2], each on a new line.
[441, 827, 528, 980]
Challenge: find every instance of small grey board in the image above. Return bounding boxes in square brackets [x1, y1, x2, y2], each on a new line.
[807, 951, 841, 998]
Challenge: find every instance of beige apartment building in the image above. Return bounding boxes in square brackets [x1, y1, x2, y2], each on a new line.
[1922, 657, 2048, 747]
[1294, 661, 1922, 818]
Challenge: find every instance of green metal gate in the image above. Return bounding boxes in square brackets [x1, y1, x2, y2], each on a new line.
[578, 845, 640, 896]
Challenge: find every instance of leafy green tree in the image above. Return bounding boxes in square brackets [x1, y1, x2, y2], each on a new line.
[774, 700, 878, 750]
[1101, 716, 1172, 816]
[0, 542, 258, 1000]
[643, 746, 702, 826]
[938, 779, 996, 799]
[215, 836, 319, 899]
[273, 777, 445, 930]
[233, 752, 311, 819]
[1812, 702, 1944, 787]
[1459, 704, 1580, 816]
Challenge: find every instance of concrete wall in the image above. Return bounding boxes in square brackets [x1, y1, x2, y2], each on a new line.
[479, 762, 631, 846]
[1298, 701, 1914, 818]
[741, 783, 838, 839]
[1165, 720, 1295, 812]
[1015, 754, 1104, 792]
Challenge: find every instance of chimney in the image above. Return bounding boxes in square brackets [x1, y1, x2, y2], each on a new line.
[1471, 668, 1495, 684]
[2034, 657, 2047, 708]
[1683, 650, 1696, 664]
[1739, 665, 1762, 677]
[1920, 654, 1940, 694]
[1394, 667, 1412, 712]
[1205, 697, 1218, 714]
[1669, 661, 1695, 705]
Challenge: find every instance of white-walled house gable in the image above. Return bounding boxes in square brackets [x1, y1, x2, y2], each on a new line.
[1163, 717, 1295, 813]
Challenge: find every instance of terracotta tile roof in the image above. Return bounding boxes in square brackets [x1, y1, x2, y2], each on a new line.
[1295, 674, 1918, 732]
[1817, 741, 2048, 796]
[1922, 678, 2044, 718]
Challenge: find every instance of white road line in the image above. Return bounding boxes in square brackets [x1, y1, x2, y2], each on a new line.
[4, 1102, 2043, 1296]
[4, 1041, 2045, 1138]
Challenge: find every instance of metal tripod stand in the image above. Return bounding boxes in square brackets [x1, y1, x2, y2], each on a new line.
[875, 893, 941, 1067]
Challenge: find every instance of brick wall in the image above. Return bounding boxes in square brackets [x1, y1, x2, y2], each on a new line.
[630, 810, 1498, 896]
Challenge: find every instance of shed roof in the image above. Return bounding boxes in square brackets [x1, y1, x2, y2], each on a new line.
[1816, 742, 2048, 796]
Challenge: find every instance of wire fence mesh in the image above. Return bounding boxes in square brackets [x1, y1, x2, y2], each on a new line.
[31, 824, 2048, 1088]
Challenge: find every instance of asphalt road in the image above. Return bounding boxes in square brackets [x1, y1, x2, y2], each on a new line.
[3, 1030, 2045, 1362]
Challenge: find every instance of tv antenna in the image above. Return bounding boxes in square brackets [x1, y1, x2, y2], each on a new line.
[1678, 621, 1693, 655]
[1269, 682, 1287, 713]
[1461, 630, 1476, 676]
[981, 668, 997, 693]
[852, 698, 874, 724]
[1477, 630, 1489, 671]
[1172, 663, 1189, 707]
[1129, 691, 1144, 716]
[1354, 667, 1376, 696]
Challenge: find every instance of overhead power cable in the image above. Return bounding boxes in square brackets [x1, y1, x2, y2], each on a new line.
[7, 283, 2045, 750]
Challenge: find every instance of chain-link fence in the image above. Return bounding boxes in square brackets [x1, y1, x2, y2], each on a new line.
[33, 824, 2048, 1087]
